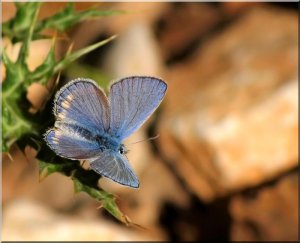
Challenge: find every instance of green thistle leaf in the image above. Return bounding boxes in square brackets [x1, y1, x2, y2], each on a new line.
[2, 2, 41, 42]
[30, 39, 57, 85]
[73, 178, 133, 225]
[36, 3, 125, 33]
[54, 35, 116, 72]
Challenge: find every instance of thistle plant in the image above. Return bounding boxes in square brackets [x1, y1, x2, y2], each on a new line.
[2, 2, 134, 225]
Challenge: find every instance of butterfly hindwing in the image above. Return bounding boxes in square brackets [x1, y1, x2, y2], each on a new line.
[109, 76, 167, 140]
[45, 122, 101, 160]
[89, 151, 140, 188]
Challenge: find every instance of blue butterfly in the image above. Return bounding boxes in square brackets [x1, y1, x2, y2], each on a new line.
[44, 76, 167, 188]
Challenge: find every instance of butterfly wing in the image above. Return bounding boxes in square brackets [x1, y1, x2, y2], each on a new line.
[44, 122, 101, 160]
[90, 151, 139, 188]
[54, 78, 110, 134]
[45, 78, 109, 159]
[109, 76, 167, 140]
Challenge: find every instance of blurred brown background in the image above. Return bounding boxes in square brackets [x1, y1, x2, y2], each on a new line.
[2, 2, 298, 241]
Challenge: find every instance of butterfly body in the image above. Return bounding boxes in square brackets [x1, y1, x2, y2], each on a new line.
[45, 76, 167, 188]
[95, 134, 122, 153]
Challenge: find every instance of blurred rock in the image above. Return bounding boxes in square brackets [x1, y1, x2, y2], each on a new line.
[71, 2, 167, 50]
[221, 2, 260, 15]
[204, 79, 297, 189]
[2, 199, 164, 241]
[2, 2, 16, 22]
[230, 171, 298, 241]
[2, 145, 96, 212]
[155, 3, 220, 63]
[158, 7, 298, 201]
[3, 145, 36, 203]
[104, 22, 164, 78]
[117, 157, 189, 227]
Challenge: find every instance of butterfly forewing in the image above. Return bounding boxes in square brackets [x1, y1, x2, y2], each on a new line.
[109, 76, 167, 140]
[54, 78, 110, 135]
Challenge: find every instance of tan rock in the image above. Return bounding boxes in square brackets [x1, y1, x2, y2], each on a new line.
[155, 3, 220, 62]
[2, 199, 164, 241]
[71, 2, 167, 50]
[230, 171, 298, 241]
[158, 7, 298, 201]
[104, 22, 165, 79]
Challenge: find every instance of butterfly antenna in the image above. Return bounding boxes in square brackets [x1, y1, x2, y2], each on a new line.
[123, 153, 130, 160]
[130, 134, 160, 145]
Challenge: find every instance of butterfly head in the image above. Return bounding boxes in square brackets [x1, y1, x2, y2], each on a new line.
[118, 144, 128, 155]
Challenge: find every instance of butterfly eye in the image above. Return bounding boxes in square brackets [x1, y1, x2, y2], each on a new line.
[118, 145, 127, 154]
